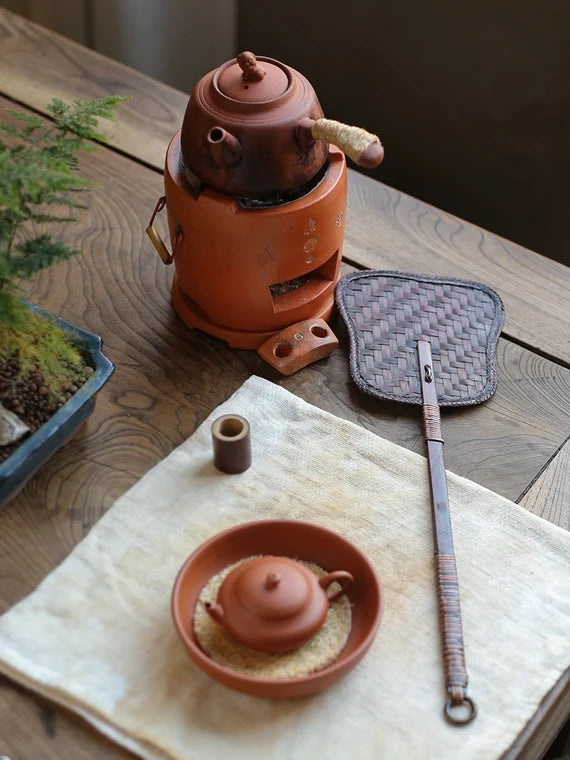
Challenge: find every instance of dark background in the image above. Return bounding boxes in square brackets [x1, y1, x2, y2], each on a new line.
[239, 0, 569, 265]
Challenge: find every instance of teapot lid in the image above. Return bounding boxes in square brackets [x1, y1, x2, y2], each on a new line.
[217, 51, 290, 103]
[230, 556, 314, 618]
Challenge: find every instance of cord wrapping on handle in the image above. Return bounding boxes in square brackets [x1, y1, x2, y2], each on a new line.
[436, 553, 468, 701]
[423, 404, 444, 442]
[310, 118, 382, 166]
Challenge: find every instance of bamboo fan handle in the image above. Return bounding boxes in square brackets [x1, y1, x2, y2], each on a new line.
[418, 340, 477, 726]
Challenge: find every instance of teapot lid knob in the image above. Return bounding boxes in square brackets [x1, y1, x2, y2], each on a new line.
[216, 52, 289, 103]
[265, 572, 281, 589]
[237, 51, 266, 82]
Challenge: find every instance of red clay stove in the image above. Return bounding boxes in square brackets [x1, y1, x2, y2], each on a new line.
[147, 52, 384, 373]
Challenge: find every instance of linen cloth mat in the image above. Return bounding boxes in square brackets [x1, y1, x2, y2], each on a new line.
[0, 376, 568, 760]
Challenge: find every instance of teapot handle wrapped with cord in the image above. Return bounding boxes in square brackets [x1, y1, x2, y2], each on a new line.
[299, 117, 384, 168]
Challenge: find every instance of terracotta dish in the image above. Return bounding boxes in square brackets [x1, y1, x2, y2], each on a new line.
[172, 519, 383, 698]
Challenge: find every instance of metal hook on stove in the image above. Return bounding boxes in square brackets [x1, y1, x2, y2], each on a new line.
[146, 195, 173, 265]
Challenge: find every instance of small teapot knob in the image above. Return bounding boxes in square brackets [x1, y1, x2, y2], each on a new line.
[265, 572, 281, 590]
[237, 51, 266, 82]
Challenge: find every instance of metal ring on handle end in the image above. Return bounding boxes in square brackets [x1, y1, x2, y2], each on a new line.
[444, 695, 477, 726]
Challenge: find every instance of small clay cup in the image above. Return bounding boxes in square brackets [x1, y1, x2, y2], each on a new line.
[172, 519, 383, 698]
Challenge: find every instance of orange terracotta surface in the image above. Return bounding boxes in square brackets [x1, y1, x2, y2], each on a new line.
[165, 134, 347, 347]
[180, 53, 328, 198]
[171, 520, 383, 698]
[204, 556, 353, 653]
[257, 318, 339, 374]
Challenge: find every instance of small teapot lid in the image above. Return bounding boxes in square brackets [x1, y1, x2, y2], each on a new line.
[230, 556, 315, 619]
[217, 51, 289, 103]
[209, 556, 352, 653]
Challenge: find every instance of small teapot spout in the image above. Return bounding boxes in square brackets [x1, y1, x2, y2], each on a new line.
[207, 127, 242, 167]
[204, 600, 225, 625]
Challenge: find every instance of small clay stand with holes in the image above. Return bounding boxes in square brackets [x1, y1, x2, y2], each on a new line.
[257, 318, 338, 375]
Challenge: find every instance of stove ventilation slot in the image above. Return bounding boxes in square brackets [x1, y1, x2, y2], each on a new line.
[270, 249, 339, 313]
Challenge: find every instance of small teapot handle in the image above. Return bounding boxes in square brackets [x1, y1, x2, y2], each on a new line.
[319, 570, 353, 602]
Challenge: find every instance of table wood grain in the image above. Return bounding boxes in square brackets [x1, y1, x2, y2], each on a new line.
[0, 9, 568, 365]
[0, 9, 568, 760]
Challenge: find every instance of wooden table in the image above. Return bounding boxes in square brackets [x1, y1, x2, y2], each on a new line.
[0, 9, 568, 759]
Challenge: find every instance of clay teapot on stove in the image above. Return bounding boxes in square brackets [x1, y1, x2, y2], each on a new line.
[204, 556, 353, 653]
[147, 50, 386, 372]
[180, 50, 384, 199]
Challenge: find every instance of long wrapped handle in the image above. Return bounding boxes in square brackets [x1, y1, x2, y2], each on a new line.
[436, 554, 474, 715]
[418, 340, 477, 725]
[298, 118, 384, 168]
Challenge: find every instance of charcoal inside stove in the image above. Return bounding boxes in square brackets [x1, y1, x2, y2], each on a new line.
[239, 160, 329, 208]
[270, 274, 310, 297]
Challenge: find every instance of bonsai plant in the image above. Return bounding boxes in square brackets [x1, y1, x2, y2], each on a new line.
[0, 95, 126, 499]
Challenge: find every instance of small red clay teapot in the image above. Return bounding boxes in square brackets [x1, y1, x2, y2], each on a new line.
[180, 50, 383, 198]
[204, 555, 353, 653]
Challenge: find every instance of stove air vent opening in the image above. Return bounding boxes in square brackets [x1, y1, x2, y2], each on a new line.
[269, 249, 339, 314]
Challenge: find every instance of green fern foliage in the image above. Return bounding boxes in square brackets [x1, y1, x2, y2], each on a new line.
[0, 95, 128, 311]
[12, 235, 79, 278]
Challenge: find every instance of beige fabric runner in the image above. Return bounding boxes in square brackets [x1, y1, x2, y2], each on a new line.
[0, 376, 568, 760]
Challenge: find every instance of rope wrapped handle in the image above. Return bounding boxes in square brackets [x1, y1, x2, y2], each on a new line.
[299, 117, 384, 168]
[437, 554, 477, 725]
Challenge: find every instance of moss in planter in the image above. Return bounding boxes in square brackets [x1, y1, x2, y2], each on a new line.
[0, 300, 93, 462]
[0, 96, 127, 462]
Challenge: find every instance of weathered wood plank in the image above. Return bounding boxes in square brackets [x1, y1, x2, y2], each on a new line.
[0, 676, 133, 759]
[507, 434, 568, 760]
[0, 6, 188, 169]
[502, 669, 570, 760]
[519, 439, 570, 530]
[1, 97, 568, 616]
[0, 7, 568, 364]
[343, 174, 570, 365]
[0, 91, 569, 760]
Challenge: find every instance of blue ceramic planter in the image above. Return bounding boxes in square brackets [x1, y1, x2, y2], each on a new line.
[0, 305, 114, 508]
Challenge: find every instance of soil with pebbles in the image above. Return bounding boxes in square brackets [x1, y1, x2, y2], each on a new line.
[0, 357, 93, 463]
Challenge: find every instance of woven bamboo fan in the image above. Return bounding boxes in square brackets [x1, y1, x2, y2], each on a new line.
[336, 270, 504, 725]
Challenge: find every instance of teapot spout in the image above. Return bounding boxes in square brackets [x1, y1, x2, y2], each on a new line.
[207, 127, 242, 167]
[204, 600, 225, 625]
